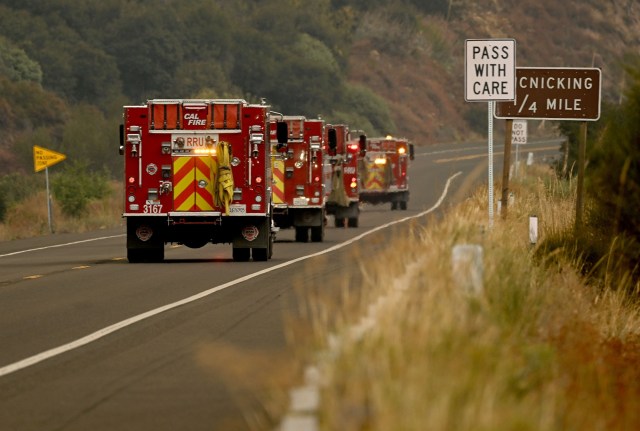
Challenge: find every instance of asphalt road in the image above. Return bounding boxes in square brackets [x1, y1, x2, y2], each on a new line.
[0, 139, 561, 431]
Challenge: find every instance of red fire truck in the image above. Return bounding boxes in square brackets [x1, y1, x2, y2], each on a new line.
[120, 99, 285, 262]
[324, 124, 363, 227]
[269, 116, 326, 242]
[359, 136, 414, 210]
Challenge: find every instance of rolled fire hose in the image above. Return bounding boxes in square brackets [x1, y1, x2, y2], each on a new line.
[215, 140, 234, 214]
[328, 155, 350, 207]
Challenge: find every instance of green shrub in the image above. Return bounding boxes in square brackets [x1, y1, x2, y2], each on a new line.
[52, 161, 109, 218]
[0, 173, 43, 221]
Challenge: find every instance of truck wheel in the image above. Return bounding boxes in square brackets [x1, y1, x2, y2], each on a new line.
[295, 227, 309, 242]
[268, 233, 274, 259]
[335, 217, 345, 228]
[232, 247, 250, 262]
[347, 217, 359, 228]
[310, 224, 324, 242]
[127, 248, 144, 263]
[127, 247, 164, 263]
[252, 247, 268, 261]
[391, 201, 398, 210]
[400, 201, 407, 210]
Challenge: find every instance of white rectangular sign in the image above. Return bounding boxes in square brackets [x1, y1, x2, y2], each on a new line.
[511, 119, 527, 144]
[465, 39, 516, 102]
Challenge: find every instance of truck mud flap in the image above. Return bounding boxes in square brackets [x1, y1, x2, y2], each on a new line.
[232, 217, 271, 248]
[292, 208, 324, 227]
[333, 201, 359, 219]
[126, 218, 165, 263]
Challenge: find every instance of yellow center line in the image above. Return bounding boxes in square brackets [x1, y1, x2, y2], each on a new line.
[72, 266, 91, 270]
[23, 275, 43, 280]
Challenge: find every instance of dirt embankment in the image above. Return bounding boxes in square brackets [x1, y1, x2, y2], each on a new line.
[346, 0, 640, 145]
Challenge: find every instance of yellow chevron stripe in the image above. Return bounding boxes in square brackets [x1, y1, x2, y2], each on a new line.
[272, 159, 285, 204]
[174, 157, 194, 211]
[365, 167, 385, 190]
[194, 157, 216, 211]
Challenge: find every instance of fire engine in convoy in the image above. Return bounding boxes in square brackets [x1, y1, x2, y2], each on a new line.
[324, 124, 364, 227]
[359, 135, 414, 210]
[269, 115, 326, 242]
[120, 99, 286, 262]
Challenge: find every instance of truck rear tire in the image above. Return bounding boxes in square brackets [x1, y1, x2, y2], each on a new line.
[127, 247, 164, 263]
[233, 247, 250, 262]
[295, 227, 309, 242]
[310, 224, 324, 242]
[335, 217, 345, 228]
[252, 247, 268, 261]
[391, 201, 398, 210]
[400, 201, 407, 210]
[347, 217, 359, 228]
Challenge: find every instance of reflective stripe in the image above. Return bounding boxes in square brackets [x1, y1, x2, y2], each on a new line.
[174, 157, 194, 211]
[272, 160, 285, 204]
[173, 156, 218, 211]
[364, 163, 385, 190]
[194, 157, 216, 211]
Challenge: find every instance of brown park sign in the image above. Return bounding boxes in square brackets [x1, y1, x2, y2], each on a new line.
[495, 67, 601, 121]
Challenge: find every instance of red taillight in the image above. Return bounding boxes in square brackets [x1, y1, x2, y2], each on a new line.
[314, 176, 320, 182]
[255, 176, 263, 184]
[349, 143, 359, 151]
[128, 177, 135, 184]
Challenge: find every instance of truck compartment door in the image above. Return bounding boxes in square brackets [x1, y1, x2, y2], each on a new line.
[173, 156, 217, 211]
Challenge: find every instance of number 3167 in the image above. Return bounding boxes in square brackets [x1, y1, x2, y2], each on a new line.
[144, 204, 163, 214]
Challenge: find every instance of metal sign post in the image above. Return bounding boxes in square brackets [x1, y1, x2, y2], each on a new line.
[33, 145, 67, 234]
[45, 167, 53, 233]
[500, 119, 513, 219]
[488, 101, 494, 226]
[465, 38, 516, 228]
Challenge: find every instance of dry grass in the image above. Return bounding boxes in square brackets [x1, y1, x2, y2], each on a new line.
[0, 180, 124, 240]
[285, 164, 640, 431]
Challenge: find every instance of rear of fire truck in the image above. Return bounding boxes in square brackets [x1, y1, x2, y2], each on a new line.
[323, 124, 363, 227]
[269, 116, 326, 242]
[359, 136, 414, 210]
[120, 99, 284, 262]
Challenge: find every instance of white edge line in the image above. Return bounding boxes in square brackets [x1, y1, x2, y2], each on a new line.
[0, 172, 461, 378]
[0, 235, 126, 258]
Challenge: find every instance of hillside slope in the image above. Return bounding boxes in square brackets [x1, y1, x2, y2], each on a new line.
[346, 0, 640, 143]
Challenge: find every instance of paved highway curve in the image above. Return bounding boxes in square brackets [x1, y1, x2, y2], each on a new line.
[0, 139, 561, 430]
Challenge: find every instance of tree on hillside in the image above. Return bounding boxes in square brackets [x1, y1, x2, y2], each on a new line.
[0, 37, 42, 83]
[59, 104, 120, 176]
[103, 6, 184, 101]
[589, 63, 640, 240]
[0, 5, 121, 105]
[561, 59, 640, 286]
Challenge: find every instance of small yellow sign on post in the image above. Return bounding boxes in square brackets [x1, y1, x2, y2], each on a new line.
[33, 145, 66, 172]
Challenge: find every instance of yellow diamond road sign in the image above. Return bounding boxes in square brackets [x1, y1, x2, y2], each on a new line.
[33, 145, 66, 172]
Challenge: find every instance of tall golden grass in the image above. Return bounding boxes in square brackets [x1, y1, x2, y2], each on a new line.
[287, 164, 640, 431]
